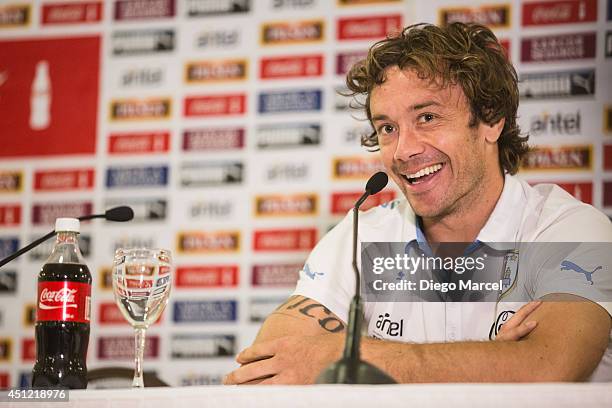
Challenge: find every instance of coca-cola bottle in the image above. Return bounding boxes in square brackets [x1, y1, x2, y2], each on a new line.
[32, 218, 91, 389]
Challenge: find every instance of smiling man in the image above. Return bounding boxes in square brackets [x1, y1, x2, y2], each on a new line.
[225, 23, 612, 385]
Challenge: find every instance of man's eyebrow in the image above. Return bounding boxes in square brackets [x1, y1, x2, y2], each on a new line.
[371, 101, 441, 122]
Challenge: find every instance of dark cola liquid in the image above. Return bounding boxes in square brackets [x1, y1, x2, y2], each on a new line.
[32, 263, 91, 389]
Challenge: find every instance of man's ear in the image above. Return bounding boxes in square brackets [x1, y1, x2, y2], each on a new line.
[483, 117, 505, 144]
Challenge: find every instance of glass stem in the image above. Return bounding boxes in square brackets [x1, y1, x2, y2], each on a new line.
[133, 327, 146, 388]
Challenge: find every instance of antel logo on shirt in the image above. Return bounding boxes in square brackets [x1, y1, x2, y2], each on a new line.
[254, 194, 318, 217]
[184, 94, 246, 116]
[41, 1, 102, 25]
[337, 14, 402, 40]
[110, 98, 171, 121]
[260, 54, 323, 79]
[439, 4, 511, 28]
[173, 300, 237, 323]
[521, 145, 592, 171]
[21, 338, 35, 362]
[98, 336, 159, 360]
[108, 131, 170, 154]
[185, 59, 248, 83]
[187, 0, 250, 17]
[251, 263, 301, 286]
[31, 201, 93, 225]
[0, 171, 23, 193]
[331, 190, 396, 215]
[253, 228, 317, 251]
[177, 231, 241, 254]
[0, 204, 20, 226]
[374, 313, 404, 338]
[183, 127, 245, 151]
[34, 168, 94, 191]
[333, 156, 385, 179]
[175, 265, 239, 288]
[114, 0, 175, 20]
[519, 69, 595, 99]
[0, 4, 30, 27]
[261, 19, 324, 45]
[521, 32, 596, 62]
[112, 29, 174, 55]
[522, 0, 597, 26]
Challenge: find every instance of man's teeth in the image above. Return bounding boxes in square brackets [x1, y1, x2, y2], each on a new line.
[406, 164, 443, 179]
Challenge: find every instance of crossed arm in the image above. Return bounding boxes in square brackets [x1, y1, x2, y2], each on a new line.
[224, 294, 611, 384]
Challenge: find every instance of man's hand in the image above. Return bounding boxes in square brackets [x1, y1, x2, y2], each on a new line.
[494, 300, 541, 341]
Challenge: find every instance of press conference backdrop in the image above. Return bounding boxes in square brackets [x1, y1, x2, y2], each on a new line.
[0, 0, 610, 389]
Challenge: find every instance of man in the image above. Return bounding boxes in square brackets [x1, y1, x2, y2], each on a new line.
[225, 23, 612, 384]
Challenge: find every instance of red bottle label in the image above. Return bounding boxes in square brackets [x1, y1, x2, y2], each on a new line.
[36, 281, 91, 323]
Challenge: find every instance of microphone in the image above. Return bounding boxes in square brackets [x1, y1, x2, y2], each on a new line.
[316, 172, 396, 384]
[0, 206, 134, 268]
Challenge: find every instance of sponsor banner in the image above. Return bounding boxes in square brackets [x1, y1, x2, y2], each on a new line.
[266, 162, 309, 182]
[522, 0, 597, 26]
[106, 165, 168, 188]
[176, 265, 239, 288]
[34, 168, 94, 191]
[184, 94, 246, 117]
[271, 0, 316, 8]
[333, 156, 385, 179]
[114, 0, 175, 20]
[171, 334, 235, 358]
[336, 50, 367, 76]
[0, 372, 8, 389]
[258, 89, 322, 113]
[605, 106, 612, 133]
[0, 238, 18, 259]
[519, 69, 595, 99]
[0, 339, 11, 361]
[331, 190, 396, 215]
[260, 54, 323, 79]
[185, 59, 247, 83]
[251, 263, 301, 286]
[183, 127, 244, 151]
[110, 98, 171, 121]
[337, 14, 401, 40]
[180, 373, 224, 386]
[108, 131, 170, 154]
[104, 198, 167, 222]
[190, 200, 234, 220]
[177, 231, 240, 254]
[0, 4, 29, 27]
[604, 181, 612, 207]
[254, 193, 318, 217]
[113, 237, 155, 252]
[98, 335, 159, 360]
[0, 171, 23, 193]
[99, 267, 112, 291]
[256, 123, 321, 149]
[187, 0, 250, 16]
[0, 204, 20, 226]
[521, 145, 592, 171]
[606, 31, 612, 58]
[31, 201, 93, 225]
[29, 234, 91, 260]
[556, 182, 593, 204]
[529, 110, 581, 136]
[253, 228, 317, 251]
[196, 27, 240, 49]
[21, 338, 35, 362]
[521, 32, 596, 62]
[261, 19, 324, 45]
[173, 300, 237, 323]
[439, 4, 511, 28]
[180, 161, 243, 187]
[23, 304, 36, 326]
[250, 298, 285, 322]
[120, 67, 164, 88]
[41, 1, 102, 25]
[98, 302, 162, 325]
[605, 145, 612, 171]
[112, 29, 174, 56]
[0, 270, 17, 293]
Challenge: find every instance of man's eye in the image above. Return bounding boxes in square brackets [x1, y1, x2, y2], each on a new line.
[418, 113, 435, 123]
[378, 125, 395, 135]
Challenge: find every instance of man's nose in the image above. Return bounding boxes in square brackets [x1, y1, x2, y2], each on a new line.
[393, 128, 425, 162]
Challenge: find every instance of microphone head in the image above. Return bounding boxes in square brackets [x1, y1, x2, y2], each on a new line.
[104, 206, 134, 222]
[365, 172, 388, 195]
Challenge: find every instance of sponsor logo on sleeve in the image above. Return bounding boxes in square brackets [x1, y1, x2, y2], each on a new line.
[253, 228, 317, 251]
[112, 29, 174, 55]
[41, 1, 102, 25]
[180, 161, 243, 187]
[260, 54, 323, 79]
[184, 94, 246, 116]
[31, 202, 93, 226]
[98, 336, 159, 359]
[254, 193, 318, 217]
[439, 4, 511, 27]
[196, 28, 240, 49]
[185, 59, 248, 83]
[171, 334, 235, 358]
[261, 19, 324, 45]
[335, 50, 367, 75]
[108, 131, 170, 154]
[34, 168, 94, 191]
[519, 69, 595, 99]
[337, 14, 401, 40]
[605, 106, 612, 133]
[190, 200, 234, 220]
[250, 298, 286, 322]
[604, 145, 612, 171]
[521, 32, 596, 62]
[0, 238, 18, 259]
[0, 204, 20, 226]
[266, 162, 309, 182]
[177, 231, 240, 254]
[183, 127, 244, 151]
[0, 372, 8, 388]
[0, 171, 23, 193]
[120, 67, 165, 88]
[176, 265, 239, 288]
[29, 234, 91, 260]
[522, 0, 597, 26]
[106, 165, 168, 188]
[252, 263, 301, 286]
[23, 304, 36, 326]
[521, 145, 592, 171]
[606, 31, 612, 58]
[256, 123, 321, 149]
[110, 98, 171, 121]
[21, 338, 35, 361]
[529, 110, 581, 136]
[0, 270, 16, 294]
[0, 338, 11, 361]
[105, 198, 167, 222]
[331, 190, 396, 214]
[173, 300, 237, 323]
[258, 89, 322, 113]
[114, 0, 175, 20]
[187, 0, 250, 16]
[603, 181, 612, 207]
[333, 156, 385, 179]
[0, 4, 30, 27]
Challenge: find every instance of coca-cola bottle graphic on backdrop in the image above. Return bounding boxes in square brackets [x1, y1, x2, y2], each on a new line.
[32, 218, 91, 389]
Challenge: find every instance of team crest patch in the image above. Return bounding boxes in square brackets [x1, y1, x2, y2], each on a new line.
[499, 250, 519, 298]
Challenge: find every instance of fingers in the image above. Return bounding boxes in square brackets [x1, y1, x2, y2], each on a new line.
[495, 320, 537, 341]
[236, 340, 277, 365]
[223, 358, 278, 385]
[499, 300, 542, 332]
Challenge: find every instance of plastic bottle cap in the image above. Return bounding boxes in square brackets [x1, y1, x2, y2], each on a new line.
[55, 217, 80, 233]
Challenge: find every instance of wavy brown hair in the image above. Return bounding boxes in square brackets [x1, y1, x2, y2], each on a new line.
[345, 22, 528, 175]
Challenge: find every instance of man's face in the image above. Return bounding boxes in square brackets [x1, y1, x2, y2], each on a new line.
[370, 66, 496, 219]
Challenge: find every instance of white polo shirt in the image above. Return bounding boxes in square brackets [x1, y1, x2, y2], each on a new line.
[293, 174, 612, 382]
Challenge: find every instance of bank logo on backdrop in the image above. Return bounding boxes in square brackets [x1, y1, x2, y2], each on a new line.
[521, 145, 592, 171]
[521, 32, 596, 62]
[0, 204, 21, 226]
[112, 29, 174, 55]
[110, 98, 171, 121]
[0, 4, 29, 27]
[41, 1, 102, 25]
[256, 123, 321, 149]
[333, 156, 385, 179]
[254, 194, 318, 217]
[183, 127, 245, 151]
[258, 89, 322, 113]
[104, 198, 167, 222]
[0, 171, 23, 193]
[173, 300, 237, 323]
[529, 110, 581, 136]
[185, 59, 248, 82]
[519, 69, 595, 99]
[336, 50, 368, 76]
[439, 4, 511, 28]
[177, 231, 241, 254]
[98, 336, 159, 359]
[114, 0, 175, 20]
[34, 168, 94, 191]
[0, 238, 18, 259]
[187, 0, 250, 16]
[251, 263, 302, 286]
[260, 54, 323, 79]
[184, 94, 246, 116]
[253, 228, 317, 251]
[180, 161, 243, 186]
[522, 0, 597, 26]
[106, 165, 169, 188]
[108, 131, 170, 154]
[171, 334, 235, 358]
[176, 265, 239, 288]
[261, 19, 324, 45]
[337, 14, 402, 40]
[0, 36, 99, 157]
[31, 201, 93, 226]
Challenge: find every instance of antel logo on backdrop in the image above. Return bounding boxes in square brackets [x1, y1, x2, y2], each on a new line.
[0, 4, 29, 27]
[175, 265, 239, 288]
[31, 202, 92, 226]
[112, 29, 174, 55]
[29, 234, 91, 260]
[251, 263, 301, 286]
[190, 200, 234, 220]
[522, 0, 597, 26]
[41, 1, 102, 25]
[120, 67, 164, 88]
[0, 238, 18, 259]
[260, 54, 323, 79]
[185, 59, 248, 82]
[521, 32, 596, 62]
[177, 231, 240, 254]
[106, 165, 169, 188]
[261, 19, 324, 45]
[184, 94, 246, 116]
[337, 14, 402, 40]
[196, 28, 240, 49]
[105, 198, 167, 222]
[271, 0, 315, 9]
[108, 131, 170, 154]
[254, 194, 318, 217]
[522, 145, 592, 171]
[0, 204, 21, 226]
[529, 110, 581, 136]
[331, 190, 396, 215]
[519, 69, 595, 99]
[179, 373, 222, 386]
[336, 50, 368, 76]
[173, 300, 237, 323]
[110, 98, 171, 121]
[256, 123, 321, 149]
[439, 4, 511, 28]
[171, 334, 235, 359]
[187, 0, 250, 16]
[98, 336, 159, 360]
[0, 171, 23, 193]
[183, 128, 245, 151]
[258, 89, 322, 113]
[34, 168, 94, 191]
[253, 228, 317, 251]
[180, 161, 243, 187]
[266, 162, 309, 182]
[114, 0, 175, 20]
[333, 156, 385, 179]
